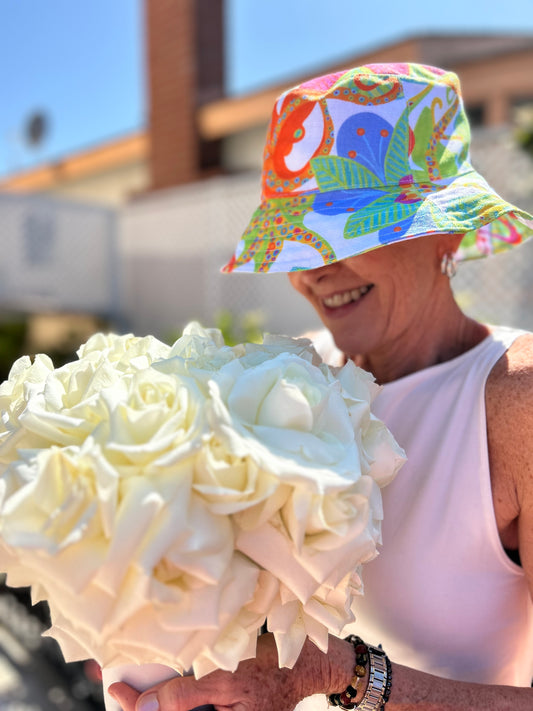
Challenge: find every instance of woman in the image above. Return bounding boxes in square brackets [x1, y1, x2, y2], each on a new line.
[111, 63, 533, 710]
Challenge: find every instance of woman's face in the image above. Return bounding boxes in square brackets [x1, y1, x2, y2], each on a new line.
[288, 234, 459, 358]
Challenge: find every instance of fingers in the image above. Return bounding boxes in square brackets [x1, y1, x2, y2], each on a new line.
[143, 674, 217, 711]
[109, 676, 218, 711]
[108, 681, 141, 710]
[105, 634, 299, 711]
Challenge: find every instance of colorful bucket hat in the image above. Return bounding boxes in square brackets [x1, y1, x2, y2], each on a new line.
[222, 63, 533, 274]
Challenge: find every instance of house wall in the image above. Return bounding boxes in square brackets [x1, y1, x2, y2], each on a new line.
[221, 126, 268, 173]
[47, 160, 149, 206]
[118, 173, 322, 339]
[0, 192, 119, 318]
[456, 48, 533, 125]
[0, 134, 150, 206]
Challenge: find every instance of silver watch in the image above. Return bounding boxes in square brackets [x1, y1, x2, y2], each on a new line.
[356, 644, 389, 710]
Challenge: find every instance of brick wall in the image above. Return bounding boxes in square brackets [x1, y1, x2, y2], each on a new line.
[145, 0, 224, 190]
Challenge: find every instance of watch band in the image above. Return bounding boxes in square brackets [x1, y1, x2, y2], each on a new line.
[356, 644, 389, 710]
[327, 637, 392, 711]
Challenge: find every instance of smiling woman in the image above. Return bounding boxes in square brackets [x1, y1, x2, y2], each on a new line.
[111, 63, 533, 711]
[288, 232, 469, 381]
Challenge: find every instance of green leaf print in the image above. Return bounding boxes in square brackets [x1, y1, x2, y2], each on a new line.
[384, 108, 410, 183]
[453, 110, 471, 166]
[311, 155, 382, 191]
[344, 196, 418, 239]
[410, 105, 434, 176]
[425, 189, 506, 231]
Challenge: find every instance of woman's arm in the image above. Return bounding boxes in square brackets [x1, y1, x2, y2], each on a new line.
[109, 633, 533, 711]
[109, 633, 354, 711]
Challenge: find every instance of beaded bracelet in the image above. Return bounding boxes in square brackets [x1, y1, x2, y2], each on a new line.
[327, 636, 392, 711]
[328, 635, 368, 709]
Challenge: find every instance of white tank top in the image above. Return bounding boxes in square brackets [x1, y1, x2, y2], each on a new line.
[310, 325, 533, 687]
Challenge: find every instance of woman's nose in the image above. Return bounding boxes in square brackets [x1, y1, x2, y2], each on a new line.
[298, 261, 339, 284]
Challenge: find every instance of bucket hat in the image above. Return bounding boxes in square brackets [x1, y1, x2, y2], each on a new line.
[222, 63, 533, 274]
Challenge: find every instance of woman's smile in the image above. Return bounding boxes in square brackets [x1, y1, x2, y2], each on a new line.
[322, 284, 374, 310]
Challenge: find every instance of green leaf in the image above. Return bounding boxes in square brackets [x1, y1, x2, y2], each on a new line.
[311, 155, 382, 190]
[344, 196, 418, 238]
[384, 108, 410, 183]
[410, 106, 434, 173]
[455, 112, 470, 165]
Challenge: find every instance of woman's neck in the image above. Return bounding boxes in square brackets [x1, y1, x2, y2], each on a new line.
[352, 308, 489, 385]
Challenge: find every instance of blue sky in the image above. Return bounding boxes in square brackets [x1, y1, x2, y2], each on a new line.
[2, 0, 533, 177]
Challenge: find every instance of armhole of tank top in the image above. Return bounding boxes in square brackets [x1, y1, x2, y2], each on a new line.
[479, 331, 527, 577]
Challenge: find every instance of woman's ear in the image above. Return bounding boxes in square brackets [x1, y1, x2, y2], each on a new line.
[438, 232, 464, 257]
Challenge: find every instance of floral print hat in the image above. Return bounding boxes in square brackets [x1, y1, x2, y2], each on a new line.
[222, 63, 533, 274]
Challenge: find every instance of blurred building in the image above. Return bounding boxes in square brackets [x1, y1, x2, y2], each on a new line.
[1, 0, 533, 342]
[2, 0, 533, 203]
[0, 8, 532, 705]
[0, 133, 149, 206]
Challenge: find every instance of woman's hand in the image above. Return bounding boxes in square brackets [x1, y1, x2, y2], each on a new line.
[108, 633, 354, 711]
[108, 639, 533, 711]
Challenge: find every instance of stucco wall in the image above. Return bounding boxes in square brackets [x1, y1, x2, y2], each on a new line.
[119, 173, 322, 339]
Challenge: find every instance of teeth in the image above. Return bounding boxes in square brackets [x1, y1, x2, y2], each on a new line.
[323, 286, 370, 308]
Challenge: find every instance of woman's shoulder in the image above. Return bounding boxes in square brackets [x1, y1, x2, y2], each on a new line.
[486, 331, 533, 510]
[485, 332, 533, 565]
[486, 331, 533, 436]
[488, 330, 533, 396]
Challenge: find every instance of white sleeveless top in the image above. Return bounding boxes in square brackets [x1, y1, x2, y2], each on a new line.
[308, 325, 533, 689]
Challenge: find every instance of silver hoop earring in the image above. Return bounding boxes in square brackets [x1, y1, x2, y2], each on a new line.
[440, 253, 457, 278]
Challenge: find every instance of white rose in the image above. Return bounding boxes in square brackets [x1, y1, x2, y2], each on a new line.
[158, 322, 242, 392]
[18, 355, 122, 448]
[171, 321, 226, 352]
[94, 367, 207, 470]
[0, 353, 54, 419]
[207, 353, 362, 480]
[77, 332, 171, 372]
[0, 442, 117, 593]
[192, 435, 287, 519]
[0, 333, 172, 457]
[45, 551, 260, 675]
[0, 354, 55, 463]
[237, 333, 322, 369]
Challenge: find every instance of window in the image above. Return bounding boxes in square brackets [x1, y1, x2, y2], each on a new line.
[511, 98, 533, 156]
[23, 211, 56, 266]
[512, 98, 533, 126]
[465, 104, 486, 128]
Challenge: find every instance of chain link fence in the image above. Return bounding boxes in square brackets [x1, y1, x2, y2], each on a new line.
[454, 127, 533, 330]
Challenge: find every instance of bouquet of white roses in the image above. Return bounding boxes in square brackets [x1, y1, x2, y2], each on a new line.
[0, 322, 404, 699]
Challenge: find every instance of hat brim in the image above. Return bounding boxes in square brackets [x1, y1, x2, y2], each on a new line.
[222, 169, 533, 274]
